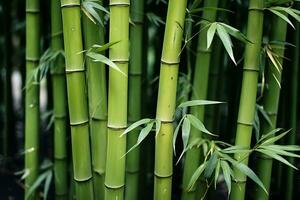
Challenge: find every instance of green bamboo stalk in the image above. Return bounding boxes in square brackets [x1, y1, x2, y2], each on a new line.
[253, 16, 287, 200]
[51, 0, 68, 199]
[82, 1, 107, 199]
[104, 0, 129, 199]
[154, 0, 187, 199]
[285, 15, 299, 200]
[181, 1, 219, 199]
[230, 0, 265, 199]
[125, 0, 144, 199]
[60, 0, 94, 199]
[25, 0, 40, 199]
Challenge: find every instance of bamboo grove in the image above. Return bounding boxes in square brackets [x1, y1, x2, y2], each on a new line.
[2, 0, 300, 199]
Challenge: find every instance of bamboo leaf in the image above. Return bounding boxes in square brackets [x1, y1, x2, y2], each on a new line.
[125, 122, 154, 155]
[122, 118, 153, 135]
[173, 116, 185, 155]
[256, 149, 298, 169]
[214, 160, 221, 188]
[90, 40, 120, 52]
[25, 170, 52, 200]
[86, 52, 127, 76]
[178, 100, 223, 108]
[257, 128, 282, 144]
[186, 114, 217, 137]
[204, 153, 218, 178]
[207, 23, 217, 49]
[233, 162, 268, 194]
[182, 117, 191, 150]
[268, 9, 295, 28]
[43, 170, 53, 200]
[216, 24, 236, 65]
[219, 22, 251, 44]
[260, 129, 291, 146]
[187, 162, 207, 191]
[220, 160, 232, 195]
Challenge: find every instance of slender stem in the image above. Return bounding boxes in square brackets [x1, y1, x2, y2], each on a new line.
[25, 0, 40, 199]
[253, 15, 287, 200]
[60, 0, 94, 198]
[125, 0, 144, 199]
[285, 10, 299, 200]
[154, 0, 188, 199]
[230, 1, 265, 200]
[82, 1, 107, 199]
[51, 0, 68, 199]
[105, 0, 130, 199]
[181, 1, 219, 199]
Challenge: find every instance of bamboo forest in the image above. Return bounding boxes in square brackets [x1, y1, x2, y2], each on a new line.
[2, 0, 300, 199]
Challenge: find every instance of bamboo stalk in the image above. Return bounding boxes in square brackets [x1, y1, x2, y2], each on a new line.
[25, 0, 40, 199]
[285, 14, 299, 200]
[51, 0, 68, 199]
[230, 0, 265, 199]
[181, 1, 219, 199]
[105, 0, 130, 199]
[82, 1, 107, 199]
[154, 0, 188, 199]
[60, 0, 94, 198]
[253, 16, 287, 200]
[125, 0, 144, 199]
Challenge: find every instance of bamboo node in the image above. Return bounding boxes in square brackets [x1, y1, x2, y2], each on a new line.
[161, 59, 180, 65]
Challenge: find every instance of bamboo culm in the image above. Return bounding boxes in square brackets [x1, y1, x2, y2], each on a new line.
[154, 0, 188, 199]
[60, 0, 94, 198]
[253, 16, 287, 200]
[105, 0, 130, 199]
[181, 1, 219, 199]
[51, 0, 68, 199]
[230, 0, 265, 200]
[82, 0, 107, 199]
[285, 13, 299, 200]
[25, 0, 40, 199]
[125, 0, 144, 199]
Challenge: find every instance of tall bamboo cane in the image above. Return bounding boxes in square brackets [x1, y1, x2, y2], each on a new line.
[154, 0, 187, 199]
[285, 15, 299, 200]
[230, 0, 265, 199]
[25, 0, 40, 198]
[125, 0, 144, 199]
[60, 0, 94, 198]
[51, 0, 68, 199]
[82, 1, 107, 199]
[105, 0, 129, 199]
[253, 16, 287, 200]
[181, 1, 219, 199]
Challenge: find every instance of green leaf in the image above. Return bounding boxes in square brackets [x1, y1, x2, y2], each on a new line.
[173, 116, 185, 155]
[186, 114, 217, 137]
[221, 145, 251, 154]
[268, 9, 294, 28]
[261, 145, 300, 158]
[216, 24, 236, 65]
[182, 117, 191, 150]
[207, 23, 217, 49]
[260, 129, 291, 146]
[214, 160, 221, 188]
[219, 22, 251, 44]
[220, 160, 232, 195]
[257, 128, 282, 144]
[256, 105, 273, 127]
[25, 170, 52, 200]
[187, 162, 207, 191]
[86, 52, 127, 76]
[125, 122, 154, 155]
[122, 118, 153, 136]
[233, 162, 267, 194]
[204, 153, 218, 178]
[256, 149, 298, 169]
[90, 41, 120, 53]
[178, 100, 223, 108]
[43, 171, 53, 200]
